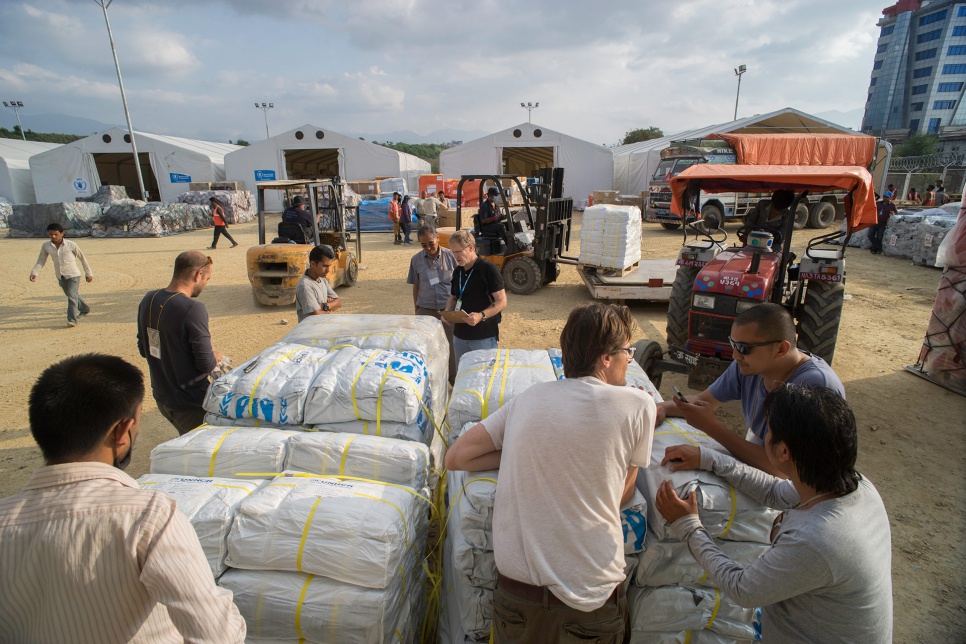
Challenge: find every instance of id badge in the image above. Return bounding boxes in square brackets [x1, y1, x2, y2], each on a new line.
[455, 299, 462, 311]
[147, 327, 161, 359]
[429, 272, 441, 286]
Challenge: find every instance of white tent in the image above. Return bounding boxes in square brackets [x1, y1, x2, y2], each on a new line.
[612, 107, 859, 196]
[439, 123, 614, 202]
[29, 128, 239, 204]
[224, 124, 431, 212]
[0, 139, 60, 204]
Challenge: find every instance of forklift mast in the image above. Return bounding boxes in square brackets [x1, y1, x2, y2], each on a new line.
[529, 167, 575, 264]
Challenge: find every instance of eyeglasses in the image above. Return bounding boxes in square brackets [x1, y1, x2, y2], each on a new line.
[616, 346, 636, 361]
[728, 337, 780, 356]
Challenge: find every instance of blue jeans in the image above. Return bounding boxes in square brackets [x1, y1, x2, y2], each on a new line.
[58, 276, 90, 323]
[453, 335, 498, 369]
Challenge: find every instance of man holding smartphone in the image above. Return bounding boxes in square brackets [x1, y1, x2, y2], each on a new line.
[657, 303, 844, 476]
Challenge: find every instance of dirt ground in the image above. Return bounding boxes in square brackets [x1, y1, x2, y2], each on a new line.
[0, 213, 963, 642]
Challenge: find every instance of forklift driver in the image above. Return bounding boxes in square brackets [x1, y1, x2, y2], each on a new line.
[479, 187, 510, 246]
[739, 189, 794, 244]
[282, 196, 315, 235]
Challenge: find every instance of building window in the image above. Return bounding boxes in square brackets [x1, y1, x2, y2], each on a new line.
[934, 100, 957, 109]
[960, 7, 966, 17]
[881, 24, 896, 37]
[954, 26, 966, 36]
[912, 84, 929, 94]
[948, 45, 966, 55]
[938, 82, 964, 91]
[917, 48, 939, 60]
[918, 29, 942, 43]
[871, 77, 878, 86]
[874, 60, 884, 70]
[920, 9, 948, 26]
[911, 102, 924, 111]
[928, 118, 942, 134]
[943, 63, 966, 73]
[910, 119, 920, 131]
[914, 66, 933, 78]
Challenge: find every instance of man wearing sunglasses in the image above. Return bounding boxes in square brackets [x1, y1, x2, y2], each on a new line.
[657, 303, 843, 475]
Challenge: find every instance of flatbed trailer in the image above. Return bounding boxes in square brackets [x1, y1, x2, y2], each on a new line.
[576, 259, 678, 301]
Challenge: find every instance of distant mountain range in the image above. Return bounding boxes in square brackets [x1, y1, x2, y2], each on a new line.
[349, 128, 490, 145]
[0, 112, 119, 136]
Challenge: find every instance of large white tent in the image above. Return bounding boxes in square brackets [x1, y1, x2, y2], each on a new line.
[439, 123, 614, 202]
[0, 139, 60, 204]
[612, 107, 859, 196]
[224, 124, 430, 212]
[29, 128, 239, 204]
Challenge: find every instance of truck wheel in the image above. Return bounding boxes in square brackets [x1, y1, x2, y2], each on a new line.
[667, 265, 699, 348]
[660, 222, 681, 230]
[797, 280, 845, 365]
[344, 253, 359, 286]
[633, 339, 664, 389]
[793, 203, 809, 230]
[808, 202, 836, 229]
[701, 204, 724, 229]
[503, 256, 542, 295]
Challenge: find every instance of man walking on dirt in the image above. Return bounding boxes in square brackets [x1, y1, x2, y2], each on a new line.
[29, 223, 94, 328]
[657, 303, 844, 476]
[445, 302, 656, 642]
[137, 251, 223, 435]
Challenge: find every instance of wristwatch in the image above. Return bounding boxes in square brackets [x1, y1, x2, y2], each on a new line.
[322, 303, 330, 312]
[480, 311, 487, 322]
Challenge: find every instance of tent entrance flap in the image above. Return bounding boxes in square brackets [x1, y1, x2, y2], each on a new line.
[92, 152, 159, 201]
[284, 149, 341, 180]
[502, 147, 553, 176]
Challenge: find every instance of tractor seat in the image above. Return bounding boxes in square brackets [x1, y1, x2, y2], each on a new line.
[472, 214, 502, 240]
[278, 221, 309, 244]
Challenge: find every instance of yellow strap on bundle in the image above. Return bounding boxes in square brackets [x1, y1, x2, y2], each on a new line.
[350, 352, 380, 420]
[248, 348, 299, 419]
[684, 631, 691, 643]
[208, 427, 240, 477]
[212, 483, 255, 494]
[445, 477, 498, 527]
[481, 349, 503, 418]
[253, 581, 267, 638]
[705, 587, 722, 630]
[354, 492, 409, 547]
[660, 420, 701, 447]
[296, 497, 323, 572]
[244, 472, 434, 512]
[498, 349, 510, 408]
[295, 573, 315, 641]
[374, 365, 392, 434]
[717, 484, 738, 538]
[339, 435, 358, 475]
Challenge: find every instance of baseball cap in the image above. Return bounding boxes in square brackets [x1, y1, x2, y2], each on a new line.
[883, 191, 893, 198]
[487, 187, 500, 197]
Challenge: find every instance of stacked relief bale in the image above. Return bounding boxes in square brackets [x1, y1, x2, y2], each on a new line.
[579, 204, 642, 270]
[148, 314, 450, 642]
[7, 202, 102, 238]
[913, 212, 959, 267]
[91, 202, 212, 237]
[882, 211, 926, 259]
[76, 184, 133, 207]
[0, 197, 11, 228]
[177, 190, 256, 224]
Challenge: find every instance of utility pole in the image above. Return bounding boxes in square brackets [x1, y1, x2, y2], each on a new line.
[256, 102, 274, 138]
[734, 64, 747, 121]
[2, 101, 26, 140]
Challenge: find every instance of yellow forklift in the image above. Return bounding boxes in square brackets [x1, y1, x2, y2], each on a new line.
[247, 178, 360, 305]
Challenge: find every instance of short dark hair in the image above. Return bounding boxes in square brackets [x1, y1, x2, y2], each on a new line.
[46, 223, 64, 233]
[734, 303, 796, 344]
[173, 251, 212, 281]
[29, 354, 144, 463]
[560, 303, 635, 378]
[764, 384, 859, 495]
[309, 244, 336, 263]
[771, 189, 795, 211]
[417, 224, 437, 238]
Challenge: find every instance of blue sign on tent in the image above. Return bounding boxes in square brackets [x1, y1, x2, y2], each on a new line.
[255, 170, 277, 182]
[169, 173, 192, 183]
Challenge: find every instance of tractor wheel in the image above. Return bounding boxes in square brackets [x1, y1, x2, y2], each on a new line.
[503, 257, 542, 295]
[633, 339, 664, 389]
[808, 202, 836, 229]
[793, 203, 809, 230]
[344, 253, 359, 286]
[667, 265, 699, 348]
[660, 222, 682, 230]
[701, 203, 724, 230]
[796, 280, 845, 365]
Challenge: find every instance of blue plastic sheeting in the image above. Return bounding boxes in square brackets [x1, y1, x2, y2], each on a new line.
[352, 197, 394, 232]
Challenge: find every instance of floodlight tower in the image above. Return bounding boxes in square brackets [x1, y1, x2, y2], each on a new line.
[2, 101, 26, 140]
[256, 102, 274, 138]
[521, 102, 539, 123]
[734, 64, 747, 121]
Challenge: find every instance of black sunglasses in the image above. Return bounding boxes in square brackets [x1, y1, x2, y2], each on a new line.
[728, 337, 781, 356]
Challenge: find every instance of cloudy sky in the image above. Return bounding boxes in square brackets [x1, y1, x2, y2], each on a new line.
[0, 0, 887, 145]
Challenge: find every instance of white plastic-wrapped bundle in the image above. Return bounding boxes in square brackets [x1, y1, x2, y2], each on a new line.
[913, 214, 958, 267]
[176, 190, 256, 224]
[622, 489, 649, 555]
[628, 585, 760, 641]
[883, 211, 926, 258]
[226, 475, 427, 589]
[547, 348, 663, 400]
[202, 412, 309, 430]
[283, 432, 431, 490]
[136, 474, 264, 577]
[442, 488, 494, 642]
[312, 419, 430, 444]
[302, 345, 430, 426]
[635, 533, 767, 588]
[579, 204, 643, 270]
[378, 177, 408, 196]
[630, 630, 740, 644]
[203, 343, 331, 425]
[150, 426, 298, 479]
[447, 349, 557, 442]
[219, 567, 422, 644]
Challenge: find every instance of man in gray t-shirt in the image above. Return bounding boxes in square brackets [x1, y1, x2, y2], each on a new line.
[407, 224, 457, 382]
[295, 245, 341, 323]
[656, 385, 892, 644]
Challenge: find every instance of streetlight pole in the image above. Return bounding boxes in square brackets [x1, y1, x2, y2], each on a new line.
[520, 102, 539, 123]
[93, 0, 147, 201]
[2, 101, 26, 140]
[256, 102, 274, 138]
[733, 64, 747, 121]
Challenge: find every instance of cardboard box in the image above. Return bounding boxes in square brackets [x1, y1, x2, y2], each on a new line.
[347, 181, 379, 196]
[593, 190, 621, 205]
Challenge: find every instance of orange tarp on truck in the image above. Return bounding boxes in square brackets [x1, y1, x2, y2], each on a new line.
[713, 132, 877, 168]
[669, 164, 878, 230]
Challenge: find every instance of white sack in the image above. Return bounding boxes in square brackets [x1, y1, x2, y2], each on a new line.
[579, 204, 642, 270]
[628, 585, 759, 641]
[635, 533, 768, 588]
[312, 419, 431, 444]
[883, 211, 925, 258]
[547, 348, 663, 400]
[442, 493, 493, 641]
[150, 426, 298, 479]
[629, 630, 742, 644]
[226, 475, 427, 589]
[284, 432, 431, 490]
[136, 474, 264, 577]
[203, 412, 308, 430]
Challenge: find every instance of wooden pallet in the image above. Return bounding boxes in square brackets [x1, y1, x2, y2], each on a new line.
[577, 261, 640, 277]
[188, 181, 245, 192]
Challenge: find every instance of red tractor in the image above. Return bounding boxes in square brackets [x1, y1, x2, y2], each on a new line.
[636, 134, 884, 390]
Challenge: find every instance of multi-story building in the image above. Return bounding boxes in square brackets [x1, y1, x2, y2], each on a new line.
[863, 0, 966, 149]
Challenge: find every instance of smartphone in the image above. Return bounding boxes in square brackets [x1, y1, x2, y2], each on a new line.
[673, 386, 689, 403]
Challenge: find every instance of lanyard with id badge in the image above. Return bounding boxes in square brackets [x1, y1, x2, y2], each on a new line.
[455, 268, 474, 311]
[426, 253, 443, 287]
[147, 291, 183, 359]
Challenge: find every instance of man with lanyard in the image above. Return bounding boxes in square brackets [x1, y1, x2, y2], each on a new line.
[295, 244, 342, 322]
[656, 303, 844, 476]
[136, 251, 222, 435]
[869, 191, 897, 255]
[479, 186, 510, 246]
[407, 224, 458, 383]
[443, 229, 507, 365]
[282, 195, 315, 240]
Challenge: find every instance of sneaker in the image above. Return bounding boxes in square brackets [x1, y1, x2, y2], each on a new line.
[67, 320, 77, 327]
[208, 246, 217, 250]
[231, 243, 239, 248]
[79, 310, 90, 317]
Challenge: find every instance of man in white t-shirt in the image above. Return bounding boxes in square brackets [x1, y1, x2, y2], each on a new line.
[445, 302, 656, 642]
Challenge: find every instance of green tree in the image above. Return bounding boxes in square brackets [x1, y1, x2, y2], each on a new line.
[0, 127, 83, 144]
[894, 132, 938, 157]
[621, 127, 664, 145]
[234, 139, 250, 146]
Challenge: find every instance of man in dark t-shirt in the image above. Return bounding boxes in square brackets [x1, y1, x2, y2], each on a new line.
[137, 251, 221, 435]
[444, 229, 507, 366]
